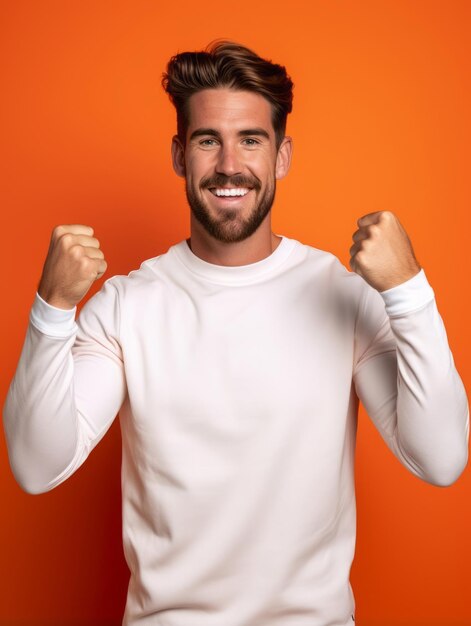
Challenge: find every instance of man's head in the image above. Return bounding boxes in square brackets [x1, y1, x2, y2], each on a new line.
[161, 41, 294, 244]
[162, 40, 293, 150]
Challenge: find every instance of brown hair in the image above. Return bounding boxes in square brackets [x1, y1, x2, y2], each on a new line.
[161, 40, 294, 149]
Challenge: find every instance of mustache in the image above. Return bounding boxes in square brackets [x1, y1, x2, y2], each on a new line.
[200, 174, 261, 190]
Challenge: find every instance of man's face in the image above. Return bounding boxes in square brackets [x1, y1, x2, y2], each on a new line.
[172, 88, 290, 244]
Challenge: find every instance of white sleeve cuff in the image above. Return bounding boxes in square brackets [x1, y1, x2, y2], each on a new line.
[379, 269, 435, 318]
[30, 292, 78, 338]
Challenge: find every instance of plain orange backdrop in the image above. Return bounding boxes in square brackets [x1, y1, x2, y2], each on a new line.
[1, 1, 470, 625]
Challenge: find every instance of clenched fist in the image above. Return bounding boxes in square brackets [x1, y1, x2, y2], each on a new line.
[38, 225, 107, 309]
[349, 210, 421, 292]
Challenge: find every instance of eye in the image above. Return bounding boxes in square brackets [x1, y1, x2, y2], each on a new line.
[242, 138, 260, 146]
[199, 139, 218, 146]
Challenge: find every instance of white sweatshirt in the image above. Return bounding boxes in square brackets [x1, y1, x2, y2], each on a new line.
[3, 235, 469, 626]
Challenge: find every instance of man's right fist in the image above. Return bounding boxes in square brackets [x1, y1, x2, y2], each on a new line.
[37, 225, 107, 310]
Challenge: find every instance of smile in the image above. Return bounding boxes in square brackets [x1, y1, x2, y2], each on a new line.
[209, 187, 251, 197]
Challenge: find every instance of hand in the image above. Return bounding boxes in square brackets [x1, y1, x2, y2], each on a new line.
[37, 225, 107, 309]
[349, 210, 421, 291]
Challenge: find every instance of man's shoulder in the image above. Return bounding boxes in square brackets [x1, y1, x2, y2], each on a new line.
[104, 243, 179, 292]
[295, 239, 364, 290]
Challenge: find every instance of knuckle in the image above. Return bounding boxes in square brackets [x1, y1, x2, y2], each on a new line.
[380, 210, 394, 222]
[52, 225, 66, 239]
[368, 224, 380, 238]
[60, 233, 75, 248]
[69, 243, 84, 259]
[80, 256, 95, 274]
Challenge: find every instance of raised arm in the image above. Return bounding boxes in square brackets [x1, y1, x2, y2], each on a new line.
[350, 210, 469, 485]
[3, 225, 126, 494]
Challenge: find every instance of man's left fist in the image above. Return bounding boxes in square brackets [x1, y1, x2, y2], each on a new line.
[349, 210, 421, 292]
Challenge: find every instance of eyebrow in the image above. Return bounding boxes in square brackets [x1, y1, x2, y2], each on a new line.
[189, 127, 271, 142]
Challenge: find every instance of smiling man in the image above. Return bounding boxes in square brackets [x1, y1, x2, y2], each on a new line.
[3, 41, 469, 626]
[173, 88, 290, 259]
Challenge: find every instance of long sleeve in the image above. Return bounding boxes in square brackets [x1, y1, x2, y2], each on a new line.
[353, 269, 469, 486]
[3, 279, 127, 494]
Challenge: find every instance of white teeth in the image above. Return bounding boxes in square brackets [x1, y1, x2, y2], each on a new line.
[212, 188, 250, 197]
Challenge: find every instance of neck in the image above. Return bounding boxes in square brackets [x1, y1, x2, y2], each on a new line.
[188, 216, 281, 267]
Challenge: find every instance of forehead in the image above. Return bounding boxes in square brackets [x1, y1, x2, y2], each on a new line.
[186, 88, 274, 135]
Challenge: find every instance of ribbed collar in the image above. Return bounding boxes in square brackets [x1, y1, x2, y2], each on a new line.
[171, 235, 297, 286]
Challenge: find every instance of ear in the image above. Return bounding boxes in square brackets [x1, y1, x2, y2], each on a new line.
[171, 135, 186, 178]
[275, 136, 293, 180]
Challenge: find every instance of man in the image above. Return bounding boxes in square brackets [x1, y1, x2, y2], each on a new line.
[3, 40, 469, 626]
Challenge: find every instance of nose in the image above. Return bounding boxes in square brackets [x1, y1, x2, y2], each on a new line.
[215, 143, 242, 176]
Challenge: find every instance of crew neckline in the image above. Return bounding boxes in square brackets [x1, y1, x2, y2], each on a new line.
[172, 235, 297, 285]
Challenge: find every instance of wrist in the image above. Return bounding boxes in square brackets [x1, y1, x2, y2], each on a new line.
[37, 289, 76, 311]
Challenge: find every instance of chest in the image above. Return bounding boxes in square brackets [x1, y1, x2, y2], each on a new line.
[121, 283, 355, 427]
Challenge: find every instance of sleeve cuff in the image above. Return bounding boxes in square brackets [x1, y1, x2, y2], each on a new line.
[379, 269, 435, 318]
[30, 292, 78, 338]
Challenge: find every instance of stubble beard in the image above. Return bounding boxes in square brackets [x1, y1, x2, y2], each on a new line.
[185, 174, 276, 244]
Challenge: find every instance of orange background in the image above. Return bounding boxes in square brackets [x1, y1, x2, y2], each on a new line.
[1, 1, 470, 625]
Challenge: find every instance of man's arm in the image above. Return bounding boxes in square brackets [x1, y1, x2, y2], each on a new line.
[2, 225, 126, 494]
[353, 271, 469, 485]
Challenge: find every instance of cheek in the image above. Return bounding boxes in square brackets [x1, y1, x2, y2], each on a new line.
[254, 152, 277, 175]
[186, 155, 214, 183]
[257, 164, 276, 186]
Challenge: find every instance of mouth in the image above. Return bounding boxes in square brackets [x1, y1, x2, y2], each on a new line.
[208, 186, 252, 198]
[204, 187, 255, 207]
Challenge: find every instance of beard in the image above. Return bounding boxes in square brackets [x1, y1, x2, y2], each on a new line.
[185, 172, 276, 244]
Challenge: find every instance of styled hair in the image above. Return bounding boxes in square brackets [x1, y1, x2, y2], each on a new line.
[161, 40, 294, 149]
